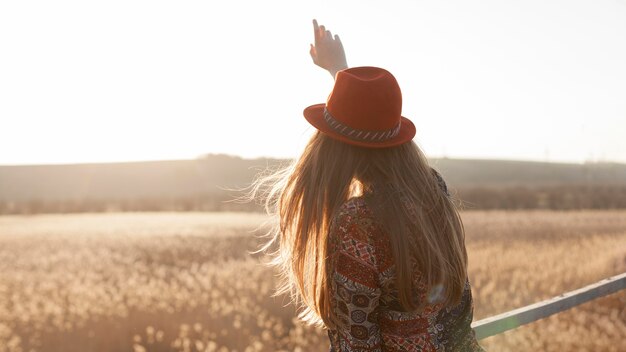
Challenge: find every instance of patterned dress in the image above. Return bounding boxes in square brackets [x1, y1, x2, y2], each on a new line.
[326, 172, 484, 352]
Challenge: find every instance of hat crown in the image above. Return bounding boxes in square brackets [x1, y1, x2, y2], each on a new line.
[326, 66, 403, 131]
[302, 66, 415, 148]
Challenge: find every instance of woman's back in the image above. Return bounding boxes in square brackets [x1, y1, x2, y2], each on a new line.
[250, 20, 485, 351]
[326, 195, 483, 351]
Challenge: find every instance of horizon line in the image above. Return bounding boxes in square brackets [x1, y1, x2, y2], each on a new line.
[0, 153, 624, 168]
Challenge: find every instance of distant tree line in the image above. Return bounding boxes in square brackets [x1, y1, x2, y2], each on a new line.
[455, 185, 626, 210]
[0, 193, 262, 215]
[1, 185, 626, 215]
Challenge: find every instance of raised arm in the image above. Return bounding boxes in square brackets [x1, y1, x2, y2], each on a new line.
[309, 19, 348, 80]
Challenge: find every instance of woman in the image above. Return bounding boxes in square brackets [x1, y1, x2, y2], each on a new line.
[252, 20, 484, 351]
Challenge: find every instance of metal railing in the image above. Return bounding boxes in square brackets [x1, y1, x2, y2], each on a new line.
[471, 272, 626, 340]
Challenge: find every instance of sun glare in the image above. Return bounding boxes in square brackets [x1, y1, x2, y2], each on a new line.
[1, 0, 625, 165]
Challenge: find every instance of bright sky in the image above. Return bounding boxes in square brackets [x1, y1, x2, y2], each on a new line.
[1, 0, 625, 165]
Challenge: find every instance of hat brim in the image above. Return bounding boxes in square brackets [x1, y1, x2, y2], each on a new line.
[303, 103, 416, 148]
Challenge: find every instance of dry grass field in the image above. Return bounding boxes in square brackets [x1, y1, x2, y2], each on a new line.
[0, 210, 624, 352]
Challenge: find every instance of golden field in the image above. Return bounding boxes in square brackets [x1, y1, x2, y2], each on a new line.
[0, 211, 624, 352]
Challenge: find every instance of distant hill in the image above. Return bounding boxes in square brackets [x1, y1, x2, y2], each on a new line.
[431, 158, 626, 188]
[0, 154, 285, 202]
[1, 154, 625, 213]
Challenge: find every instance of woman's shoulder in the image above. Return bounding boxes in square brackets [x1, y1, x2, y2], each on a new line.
[328, 196, 391, 279]
[336, 196, 371, 217]
[331, 196, 391, 259]
[332, 196, 379, 232]
[428, 167, 450, 196]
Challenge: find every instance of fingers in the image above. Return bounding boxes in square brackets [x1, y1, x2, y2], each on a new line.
[310, 43, 317, 61]
[313, 19, 320, 45]
[334, 34, 342, 46]
[312, 19, 341, 46]
[319, 24, 332, 40]
[313, 19, 322, 46]
[319, 22, 336, 42]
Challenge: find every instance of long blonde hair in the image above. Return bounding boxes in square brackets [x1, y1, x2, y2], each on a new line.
[249, 131, 467, 328]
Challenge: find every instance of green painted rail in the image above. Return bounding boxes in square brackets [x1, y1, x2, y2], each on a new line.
[471, 272, 626, 340]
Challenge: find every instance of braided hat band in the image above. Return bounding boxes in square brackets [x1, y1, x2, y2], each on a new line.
[323, 108, 402, 143]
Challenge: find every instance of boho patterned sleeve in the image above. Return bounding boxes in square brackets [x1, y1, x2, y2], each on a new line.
[431, 168, 450, 197]
[326, 201, 383, 352]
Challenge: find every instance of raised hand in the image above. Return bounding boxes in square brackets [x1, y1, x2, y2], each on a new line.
[309, 19, 348, 79]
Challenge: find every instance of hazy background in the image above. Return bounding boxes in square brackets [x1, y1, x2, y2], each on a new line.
[1, 3, 625, 351]
[1, 0, 626, 166]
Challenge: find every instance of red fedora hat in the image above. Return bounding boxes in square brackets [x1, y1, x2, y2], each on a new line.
[303, 66, 416, 148]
